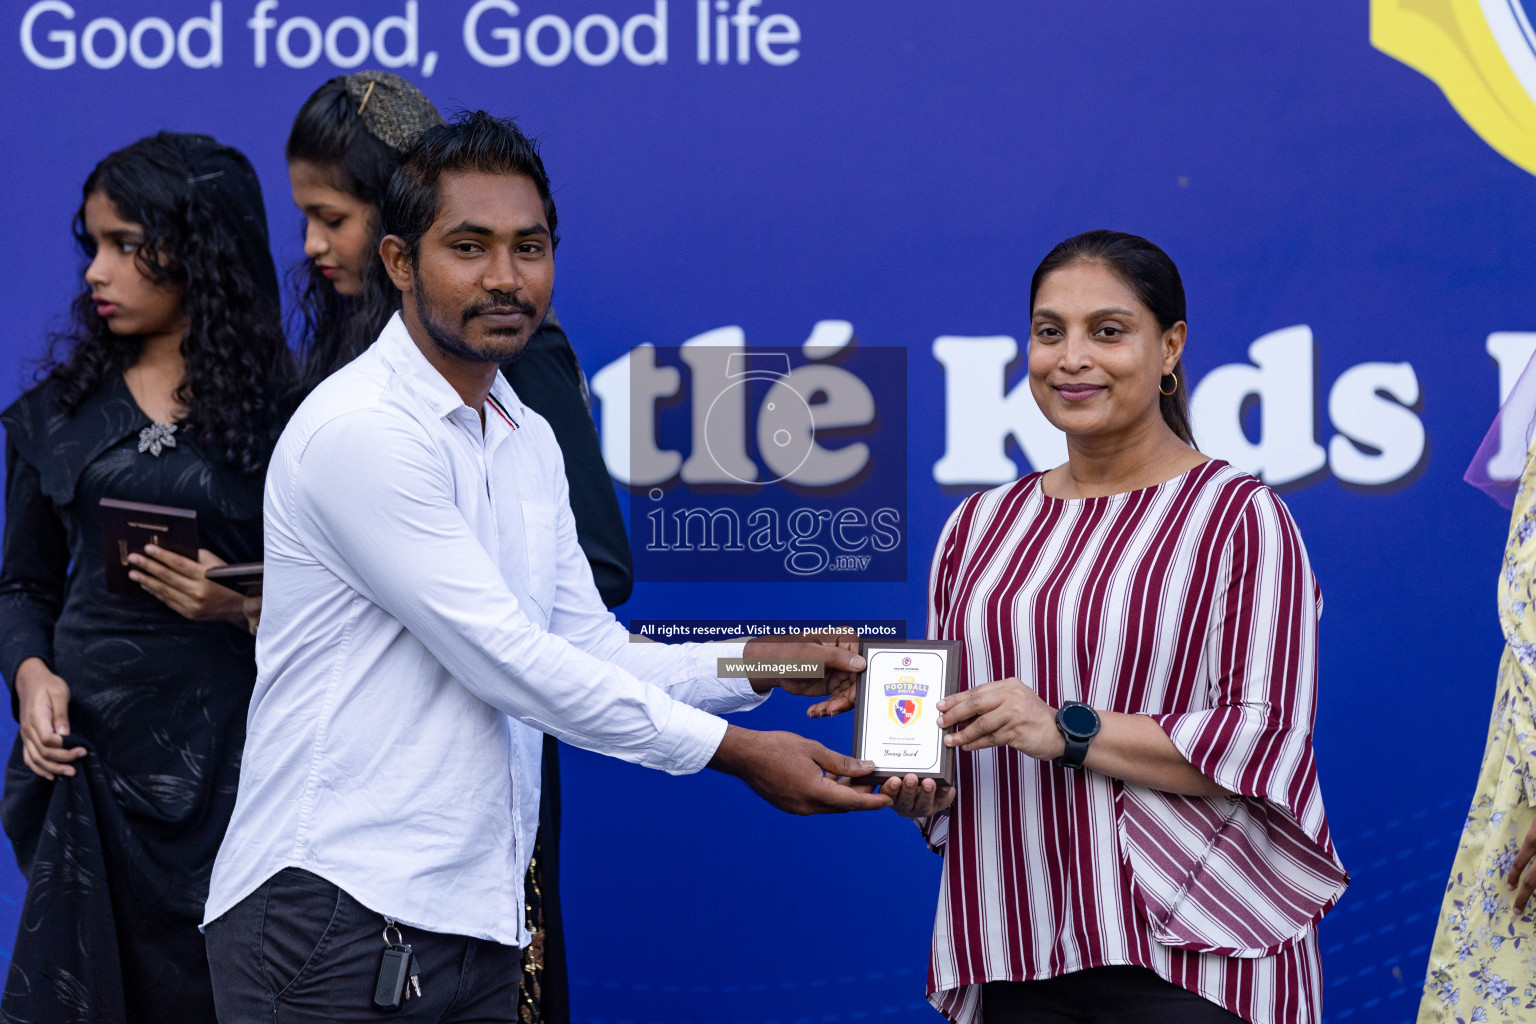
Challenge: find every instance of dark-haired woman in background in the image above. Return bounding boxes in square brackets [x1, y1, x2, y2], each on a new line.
[283, 72, 633, 1022]
[286, 72, 437, 391]
[881, 231, 1348, 1023]
[0, 133, 293, 1021]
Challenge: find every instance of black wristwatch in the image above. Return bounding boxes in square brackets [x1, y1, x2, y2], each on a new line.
[1055, 701, 1101, 769]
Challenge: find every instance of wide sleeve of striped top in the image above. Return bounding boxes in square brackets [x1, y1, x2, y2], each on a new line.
[1118, 485, 1349, 958]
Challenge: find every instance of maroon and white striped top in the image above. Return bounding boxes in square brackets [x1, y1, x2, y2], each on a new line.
[920, 460, 1348, 1024]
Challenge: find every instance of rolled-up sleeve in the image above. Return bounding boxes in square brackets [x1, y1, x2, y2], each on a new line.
[1120, 488, 1349, 957]
[293, 409, 727, 775]
[0, 439, 68, 717]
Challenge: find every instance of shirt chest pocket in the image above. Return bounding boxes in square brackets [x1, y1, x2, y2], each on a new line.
[521, 500, 559, 621]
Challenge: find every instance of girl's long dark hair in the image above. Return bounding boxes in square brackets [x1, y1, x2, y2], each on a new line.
[286, 74, 438, 391]
[1029, 229, 1197, 447]
[45, 132, 294, 474]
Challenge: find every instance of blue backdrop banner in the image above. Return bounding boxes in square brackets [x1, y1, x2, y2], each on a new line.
[1, 2, 1531, 1022]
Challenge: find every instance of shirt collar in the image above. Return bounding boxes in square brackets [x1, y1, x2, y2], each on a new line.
[377, 312, 466, 420]
[376, 312, 531, 432]
[488, 361, 528, 427]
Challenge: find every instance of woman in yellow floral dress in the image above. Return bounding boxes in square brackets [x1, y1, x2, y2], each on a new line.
[1419, 450, 1536, 1022]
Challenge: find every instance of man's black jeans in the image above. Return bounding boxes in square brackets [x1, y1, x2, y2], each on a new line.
[206, 868, 521, 1023]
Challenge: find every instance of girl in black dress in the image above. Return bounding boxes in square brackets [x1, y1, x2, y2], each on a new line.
[0, 132, 293, 1022]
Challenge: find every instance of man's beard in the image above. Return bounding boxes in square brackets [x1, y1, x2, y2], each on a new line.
[413, 265, 539, 364]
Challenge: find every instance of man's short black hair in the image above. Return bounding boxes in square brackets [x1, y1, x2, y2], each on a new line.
[382, 110, 558, 264]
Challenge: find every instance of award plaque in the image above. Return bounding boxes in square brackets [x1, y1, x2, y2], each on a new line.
[98, 498, 198, 596]
[851, 639, 961, 783]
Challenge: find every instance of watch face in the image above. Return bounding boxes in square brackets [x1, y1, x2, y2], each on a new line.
[1059, 703, 1098, 738]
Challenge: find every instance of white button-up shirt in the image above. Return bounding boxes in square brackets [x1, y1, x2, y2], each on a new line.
[205, 314, 761, 946]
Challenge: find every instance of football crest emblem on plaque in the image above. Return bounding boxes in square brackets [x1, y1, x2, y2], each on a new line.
[885, 675, 927, 728]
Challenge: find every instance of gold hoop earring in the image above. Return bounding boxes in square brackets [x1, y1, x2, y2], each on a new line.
[1159, 372, 1178, 397]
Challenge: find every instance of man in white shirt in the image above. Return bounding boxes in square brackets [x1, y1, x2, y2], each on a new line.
[203, 112, 885, 1022]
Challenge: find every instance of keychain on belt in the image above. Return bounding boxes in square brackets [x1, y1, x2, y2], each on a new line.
[373, 918, 422, 1011]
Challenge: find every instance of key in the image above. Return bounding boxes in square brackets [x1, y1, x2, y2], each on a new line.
[373, 943, 414, 1011]
[410, 972, 422, 999]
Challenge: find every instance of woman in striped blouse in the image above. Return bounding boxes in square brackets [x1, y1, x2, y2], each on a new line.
[884, 231, 1348, 1023]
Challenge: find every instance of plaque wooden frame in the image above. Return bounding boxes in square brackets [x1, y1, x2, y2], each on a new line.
[850, 639, 960, 783]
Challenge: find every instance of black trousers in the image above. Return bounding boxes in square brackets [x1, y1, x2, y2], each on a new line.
[206, 868, 521, 1023]
[983, 966, 1247, 1023]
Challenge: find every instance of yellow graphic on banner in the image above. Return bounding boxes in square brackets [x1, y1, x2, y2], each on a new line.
[1372, 0, 1536, 175]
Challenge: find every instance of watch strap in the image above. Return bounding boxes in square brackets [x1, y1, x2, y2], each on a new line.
[1058, 735, 1090, 769]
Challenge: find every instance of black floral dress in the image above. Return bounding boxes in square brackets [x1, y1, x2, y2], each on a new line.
[0, 373, 263, 1024]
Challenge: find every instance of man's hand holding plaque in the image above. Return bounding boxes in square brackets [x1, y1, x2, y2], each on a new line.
[737, 632, 865, 711]
[714, 633, 962, 811]
[803, 637, 964, 814]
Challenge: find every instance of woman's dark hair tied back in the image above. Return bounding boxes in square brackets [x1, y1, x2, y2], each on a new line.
[47, 131, 294, 474]
[343, 71, 443, 151]
[1029, 229, 1196, 448]
[286, 73, 443, 391]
